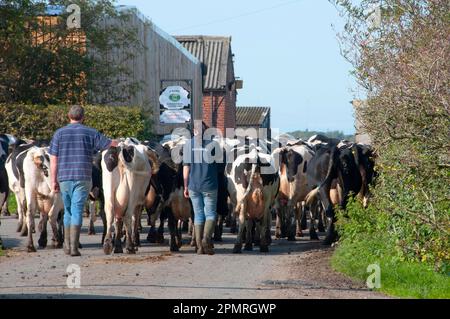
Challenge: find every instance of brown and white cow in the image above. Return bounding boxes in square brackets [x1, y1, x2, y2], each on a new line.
[227, 147, 280, 253]
[101, 140, 152, 255]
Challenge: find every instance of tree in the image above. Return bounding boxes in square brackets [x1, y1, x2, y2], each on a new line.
[0, 0, 144, 105]
[332, 0, 449, 270]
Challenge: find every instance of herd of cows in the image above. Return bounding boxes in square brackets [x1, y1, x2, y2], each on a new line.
[0, 132, 376, 255]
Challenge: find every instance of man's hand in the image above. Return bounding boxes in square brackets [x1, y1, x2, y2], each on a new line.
[52, 181, 60, 193]
[184, 187, 189, 199]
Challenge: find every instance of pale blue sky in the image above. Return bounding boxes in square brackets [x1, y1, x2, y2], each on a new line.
[117, 0, 357, 134]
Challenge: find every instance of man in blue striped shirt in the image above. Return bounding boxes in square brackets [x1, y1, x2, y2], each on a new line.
[49, 105, 118, 256]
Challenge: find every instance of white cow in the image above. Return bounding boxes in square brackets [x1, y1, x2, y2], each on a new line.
[102, 140, 152, 254]
[22, 147, 64, 252]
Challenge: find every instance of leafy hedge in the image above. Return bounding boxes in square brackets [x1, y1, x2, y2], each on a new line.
[0, 104, 152, 140]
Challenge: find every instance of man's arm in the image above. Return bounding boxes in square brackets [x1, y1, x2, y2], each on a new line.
[50, 155, 59, 193]
[183, 165, 190, 198]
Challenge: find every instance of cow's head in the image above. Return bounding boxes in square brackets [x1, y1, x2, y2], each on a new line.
[338, 145, 358, 175]
[281, 148, 303, 183]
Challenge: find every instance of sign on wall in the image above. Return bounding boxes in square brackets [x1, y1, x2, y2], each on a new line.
[159, 85, 191, 124]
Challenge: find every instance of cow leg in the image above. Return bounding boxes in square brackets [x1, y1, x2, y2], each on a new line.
[308, 205, 319, 240]
[102, 200, 114, 255]
[16, 195, 24, 232]
[167, 212, 179, 252]
[37, 213, 48, 249]
[17, 193, 28, 235]
[133, 207, 142, 249]
[232, 209, 245, 254]
[156, 213, 165, 244]
[88, 200, 96, 235]
[287, 205, 296, 241]
[213, 214, 223, 242]
[125, 213, 135, 254]
[57, 210, 64, 248]
[25, 194, 36, 252]
[114, 218, 124, 254]
[317, 204, 325, 233]
[1, 198, 10, 216]
[230, 213, 238, 234]
[259, 208, 270, 253]
[188, 217, 193, 236]
[275, 207, 282, 239]
[244, 219, 253, 251]
[49, 209, 62, 249]
[181, 220, 189, 232]
[323, 218, 338, 245]
[176, 220, 182, 248]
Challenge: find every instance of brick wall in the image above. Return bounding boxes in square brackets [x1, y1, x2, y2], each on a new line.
[202, 89, 236, 135]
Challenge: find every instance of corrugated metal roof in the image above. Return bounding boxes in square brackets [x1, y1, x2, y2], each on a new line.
[175, 36, 231, 90]
[236, 106, 270, 127]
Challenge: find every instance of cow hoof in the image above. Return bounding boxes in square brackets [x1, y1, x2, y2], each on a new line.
[296, 231, 304, 237]
[244, 243, 253, 251]
[88, 228, 96, 235]
[232, 244, 242, 254]
[16, 223, 23, 232]
[213, 235, 223, 242]
[190, 239, 196, 247]
[20, 228, 28, 237]
[147, 230, 156, 243]
[318, 225, 326, 233]
[287, 236, 296, 242]
[53, 242, 63, 249]
[156, 234, 164, 244]
[103, 241, 113, 255]
[38, 239, 47, 249]
[126, 248, 136, 254]
[114, 245, 123, 254]
[27, 245, 37, 253]
[259, 245, 269, 253]
[310, 233, 320, 240]
[170, 244, 179, 252]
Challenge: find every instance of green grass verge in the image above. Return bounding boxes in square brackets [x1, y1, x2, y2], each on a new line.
[331, 239, 450, 299]
[7, 195, 17, 214]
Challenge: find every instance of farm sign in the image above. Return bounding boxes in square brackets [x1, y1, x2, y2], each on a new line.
[159, 85, 191, 124]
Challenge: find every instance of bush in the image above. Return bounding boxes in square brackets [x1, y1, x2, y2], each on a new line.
[0, 104, 153, 140]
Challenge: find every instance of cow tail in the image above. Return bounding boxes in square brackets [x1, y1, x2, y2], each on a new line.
[305, 187, 319, 206]
[236, 164, 257, 221]
[146, 149, 160, 175]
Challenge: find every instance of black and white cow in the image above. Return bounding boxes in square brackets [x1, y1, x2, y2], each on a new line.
[227, 147, 280, 253]
[87, 152, 107, 241]
[5, 141, 36, 235]
[304, 141, 376, 244]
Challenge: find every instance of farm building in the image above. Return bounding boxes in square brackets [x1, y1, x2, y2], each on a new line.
[101, 6, 204, 136]
[41, 5, 204, 137]
[236, 106, 271, 139]
[175, 36, 242, 134]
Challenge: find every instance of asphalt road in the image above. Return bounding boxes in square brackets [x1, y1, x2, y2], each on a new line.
[0, 215, 387, 299]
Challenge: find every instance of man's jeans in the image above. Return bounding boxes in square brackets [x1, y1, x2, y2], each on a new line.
[60, 180, 92, 227]
[189, 189, 218, 225]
